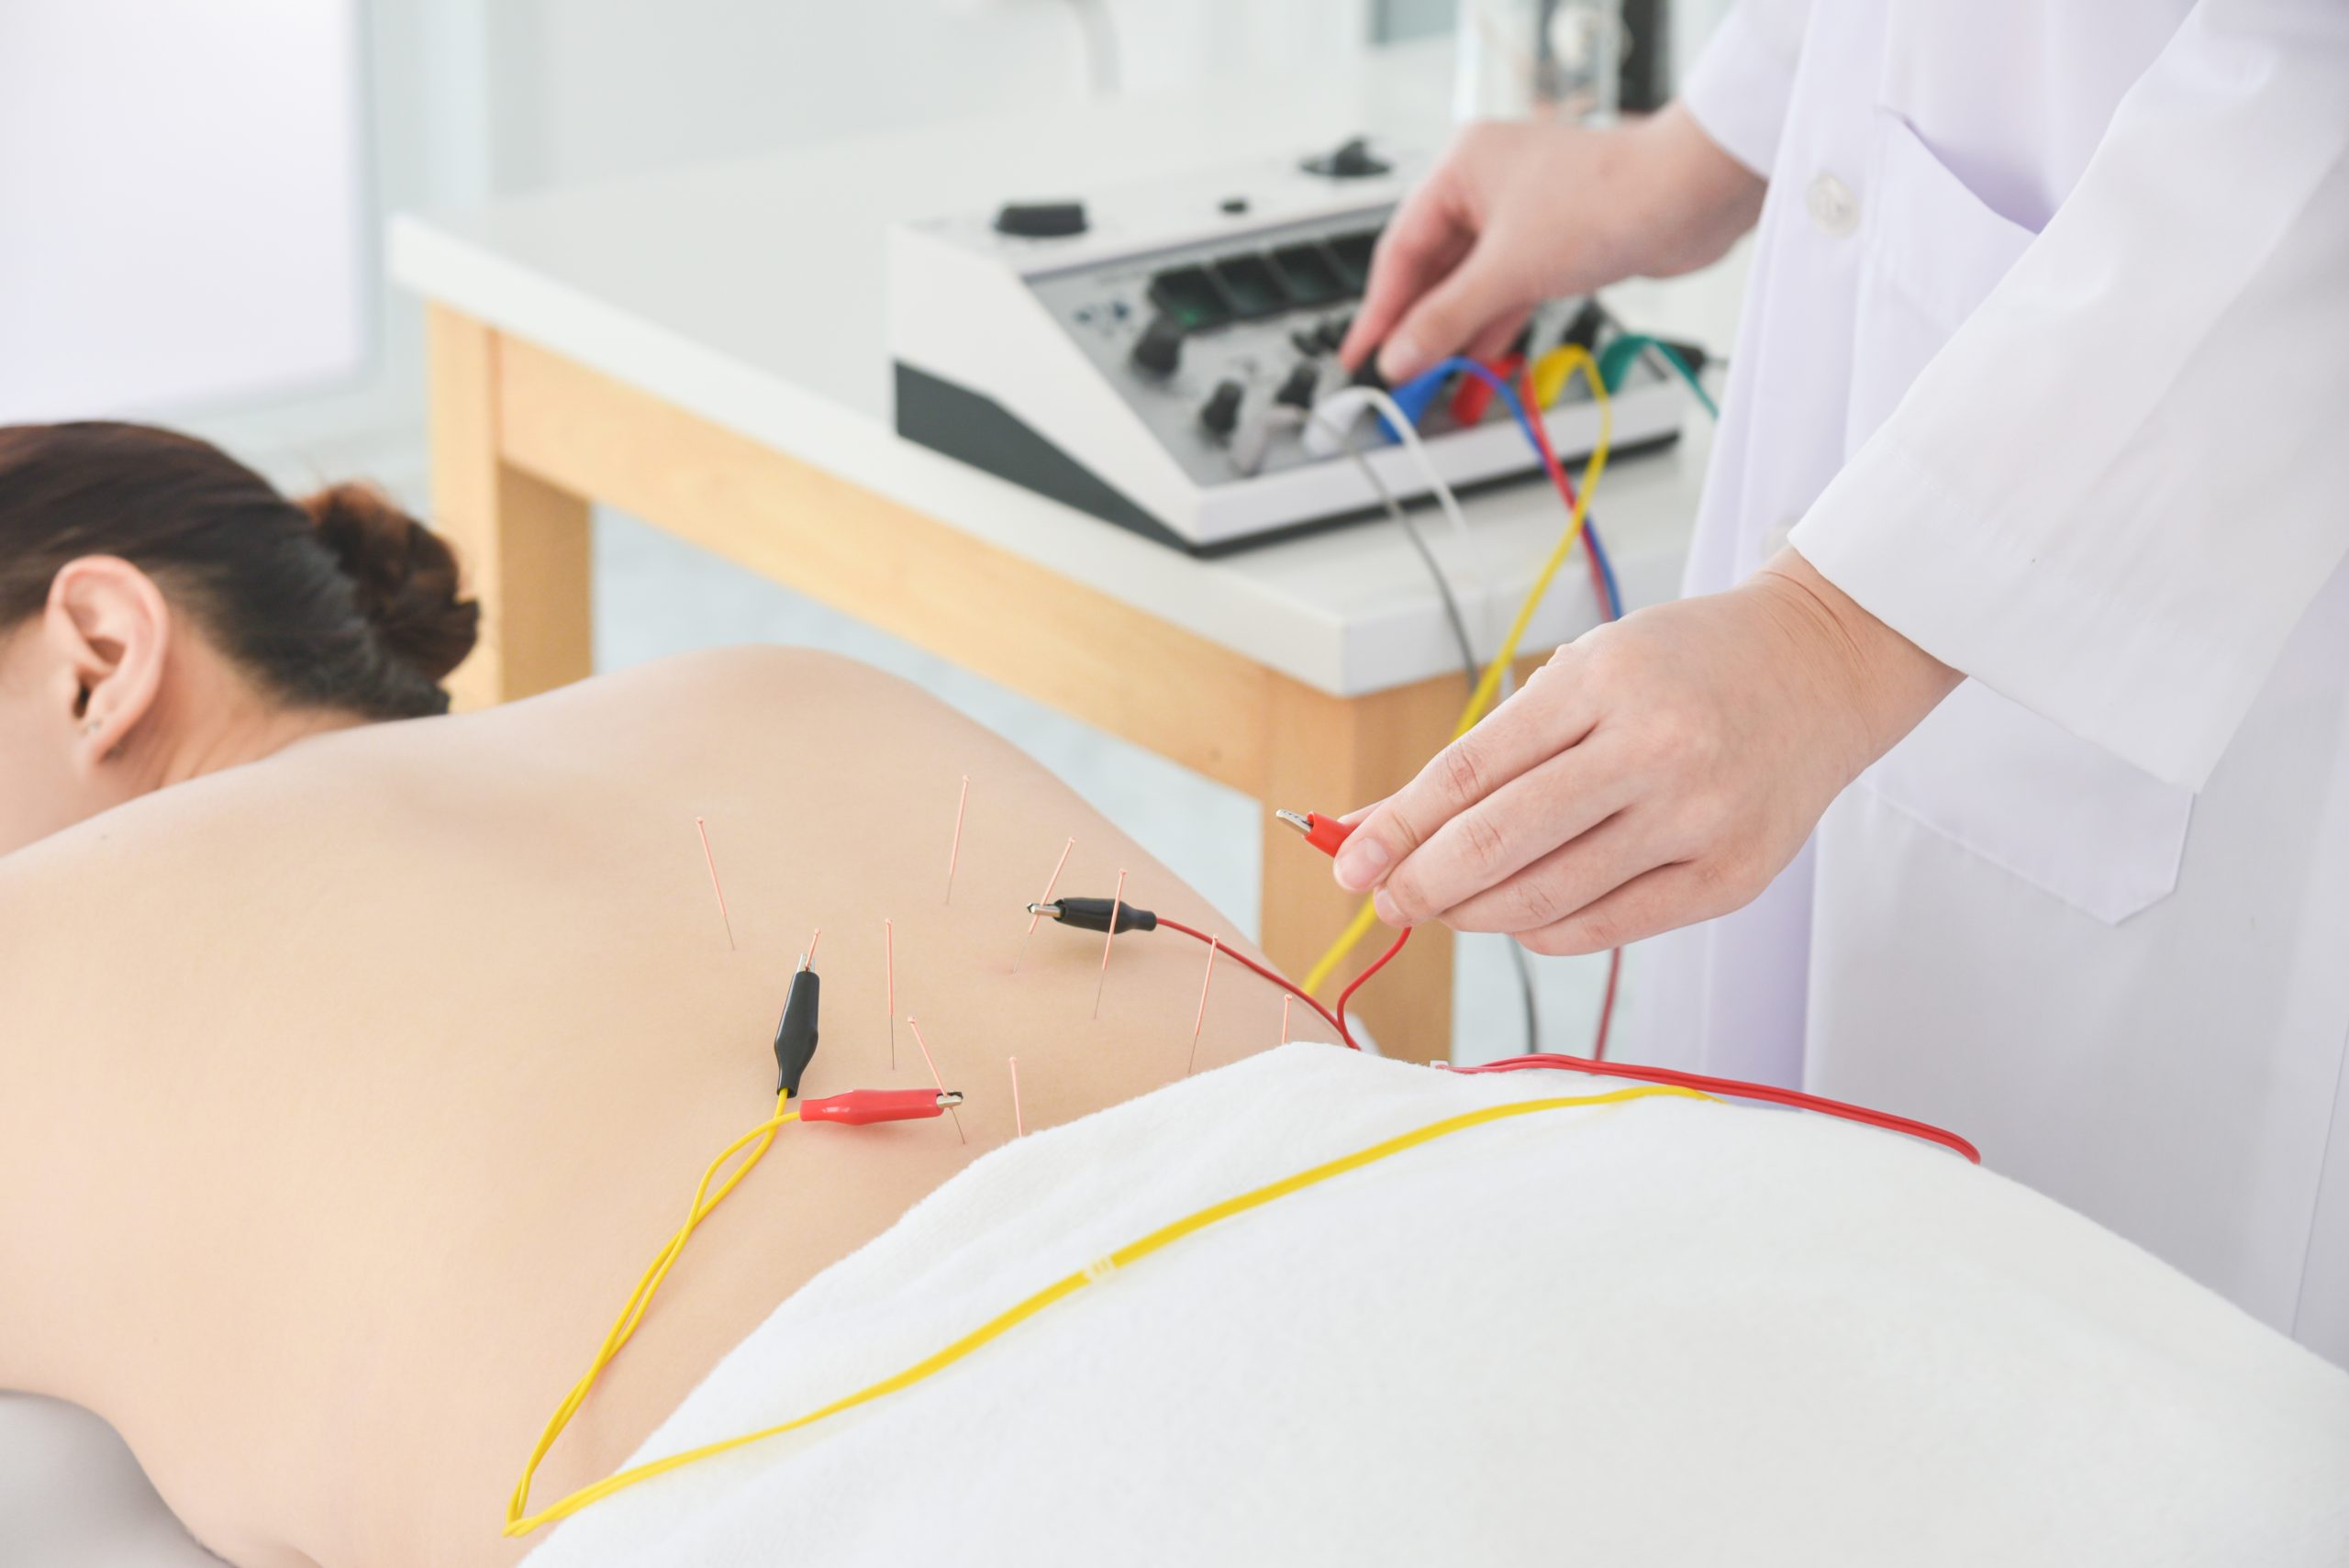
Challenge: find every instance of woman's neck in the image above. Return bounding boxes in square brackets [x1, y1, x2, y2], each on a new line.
[139, 684, 366, 797]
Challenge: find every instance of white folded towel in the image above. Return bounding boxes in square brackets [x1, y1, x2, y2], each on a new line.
[522, 1043, 2349, 1567]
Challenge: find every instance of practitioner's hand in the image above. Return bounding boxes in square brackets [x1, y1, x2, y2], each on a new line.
[1339, 103, 1765, 385]
[1330, 551, 1962, 955]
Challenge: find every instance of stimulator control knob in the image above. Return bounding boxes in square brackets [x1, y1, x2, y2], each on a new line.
[993, 200, 1088, 239]
[1275, 361, 1320, 410]
[1199, 379, 1244, 438]
[1131, 315, 1186, 377]
[1302, 137, 1391, 179]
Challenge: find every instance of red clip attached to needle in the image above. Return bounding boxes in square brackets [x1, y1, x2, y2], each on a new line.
[798, 1088, 965, 1126]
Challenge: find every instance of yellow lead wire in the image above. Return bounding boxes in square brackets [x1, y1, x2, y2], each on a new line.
[508, 349, 1626, 1536]
[508, 1091, 799, 1529]
[1300, 347, 1613, 1000]
[505, 1080, 1709, 1537]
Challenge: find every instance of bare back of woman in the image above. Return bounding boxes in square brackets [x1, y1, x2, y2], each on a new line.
[0, 647, 1288, 1568]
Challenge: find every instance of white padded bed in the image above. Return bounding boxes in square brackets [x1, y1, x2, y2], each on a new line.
[10, 1045, 2347, 1566]
[0, 1395, 217, 1567]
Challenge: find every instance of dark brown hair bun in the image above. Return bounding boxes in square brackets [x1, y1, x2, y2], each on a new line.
[300, 482, 479, 685]
[0, 421, 474, 721]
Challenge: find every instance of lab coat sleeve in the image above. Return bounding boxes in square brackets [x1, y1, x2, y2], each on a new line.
[1676, 0, 1811, 178]
[1788, 0, 2349, 790]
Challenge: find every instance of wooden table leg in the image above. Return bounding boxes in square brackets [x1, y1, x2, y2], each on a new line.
[1258, 669, 1475, 1064]
[428, 307, 595, 709]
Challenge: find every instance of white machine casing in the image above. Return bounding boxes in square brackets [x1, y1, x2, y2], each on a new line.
[887, 145, 1687, 554]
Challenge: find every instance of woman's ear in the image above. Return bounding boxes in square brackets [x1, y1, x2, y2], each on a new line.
[42, 557, 173, 769]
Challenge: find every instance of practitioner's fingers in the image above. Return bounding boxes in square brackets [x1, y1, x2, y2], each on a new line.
[1341, 175, 1475, 373]
[1375, 243, 1525, 384]
[1332, 651, 1598, 904]
[1419, 808, 1660, 936]
[1367, 737, 1639, 929]
[1463, 309, 1533, 369]
[1513, 856, 1751, 958]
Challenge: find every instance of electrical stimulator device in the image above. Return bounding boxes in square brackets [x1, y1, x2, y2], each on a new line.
[887, 138, 1689, 555]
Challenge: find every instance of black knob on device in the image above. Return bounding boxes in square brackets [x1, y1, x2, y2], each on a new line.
[1563, 298, 1609, 352]
[1199, 379, 1245, 438]
[1131, 315, 1185, 377]
[1302, 137, 1391, 179]
[1275, 362, 1321, 410]
[994, 200, 1088, 239]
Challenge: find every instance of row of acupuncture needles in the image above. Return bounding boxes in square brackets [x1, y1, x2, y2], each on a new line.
[687, 774, 1273, 1154]
[685, 784, 996, 1147]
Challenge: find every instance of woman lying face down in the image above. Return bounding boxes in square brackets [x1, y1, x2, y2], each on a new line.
[0, 423, 1297, 1567]
[0, 421, 478, 857]
[4, 427, 2344, 1568]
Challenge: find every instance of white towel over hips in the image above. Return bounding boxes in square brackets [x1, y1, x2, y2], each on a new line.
[521, 1043, 2349, 1568]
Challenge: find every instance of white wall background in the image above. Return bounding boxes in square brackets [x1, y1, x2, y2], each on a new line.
[0, 1, 1379, 476]
[481, 0, 1369, 193]
[0, 0, 367, 424]
[173, 0, 1374, 484]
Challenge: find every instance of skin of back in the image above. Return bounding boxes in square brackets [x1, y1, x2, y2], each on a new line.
[0, 646, 1291, 1568]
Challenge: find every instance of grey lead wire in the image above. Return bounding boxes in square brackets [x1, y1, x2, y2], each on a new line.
[1326, 415, 1485, 692]
[1311, 407, 1543, 1056]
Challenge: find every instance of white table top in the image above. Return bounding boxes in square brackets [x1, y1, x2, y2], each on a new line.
[390, 41, 1744, 698]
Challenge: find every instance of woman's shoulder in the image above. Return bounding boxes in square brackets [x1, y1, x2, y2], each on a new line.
[0, 644, 962, 920]
[503, 645, 932, 731]
[483, 646, 966, 773]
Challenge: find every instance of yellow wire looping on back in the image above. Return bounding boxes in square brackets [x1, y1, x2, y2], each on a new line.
[508, 1091, 798, 1532]
[506, 1079, 1709, 1537]
[1300, 347, 1614, 999]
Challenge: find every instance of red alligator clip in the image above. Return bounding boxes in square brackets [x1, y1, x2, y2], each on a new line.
[1276, 809, 1356, 859]
[798, 1088, 964, 1126]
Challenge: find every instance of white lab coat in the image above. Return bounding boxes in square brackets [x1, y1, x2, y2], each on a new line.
[1622, 0, 2349, 1361]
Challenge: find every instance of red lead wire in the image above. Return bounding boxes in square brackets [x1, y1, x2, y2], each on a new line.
[1256, 809, 1415, 1050]
[1156, 916, 1349, 1044]
[1447, 1054, 1981, 1163]
[1036, 809, 1981, 1164]
[1336, 928, 1413, 1050]
[1142, 908, 1977, 1162]
[1264, 804, 1976, 1162]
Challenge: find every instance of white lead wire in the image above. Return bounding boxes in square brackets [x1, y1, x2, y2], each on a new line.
[1308, 384, 1491, 660]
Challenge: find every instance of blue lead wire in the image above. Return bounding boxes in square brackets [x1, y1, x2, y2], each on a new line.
[1386, 356, 1626, 622]
[1585, 514, 1623, 621]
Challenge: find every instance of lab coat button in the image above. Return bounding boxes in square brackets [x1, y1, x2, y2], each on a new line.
[1807, 173, 1860, 238]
